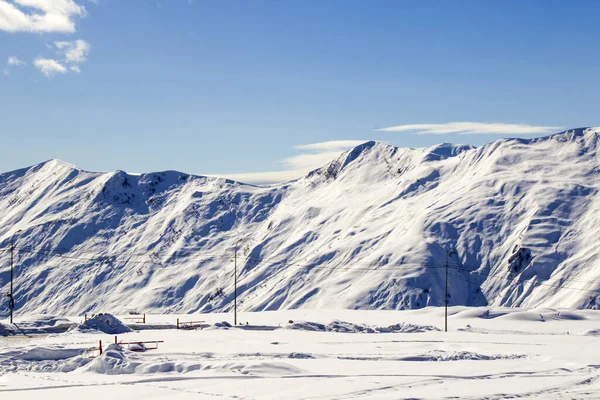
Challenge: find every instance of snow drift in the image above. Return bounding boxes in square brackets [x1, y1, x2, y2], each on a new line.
[81, 313, 132, 334]
[0, 315, 77, 335]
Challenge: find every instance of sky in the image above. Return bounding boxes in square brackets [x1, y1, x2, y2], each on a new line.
[0, 0, 599, 184]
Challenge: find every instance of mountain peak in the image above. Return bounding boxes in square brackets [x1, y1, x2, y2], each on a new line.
[32, 158, 82, 172]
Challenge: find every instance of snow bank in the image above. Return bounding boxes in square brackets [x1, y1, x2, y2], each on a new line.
[86, 345, 203, 375]
[0, 345, 90, 373]
[285, 319, 439, 333]
[287, 352, 314, 359]
[399, 350, 526, 362]
[206, 321, 232, 329]
[0, 315, 77, 336]
[86, 344, 138, 374]
[452, 308, 515, 319]
[81, 313, 132, 334]
[17, 347, 83, 361]
[85, 343, 303, 376]
[0, 324, 12, 336]
[125, 322, 177, 330]
[580, 328, 600, 336]
[453, 308, 589, 323]
[241, 362, 304, 376]
[337, 350, 526, 362]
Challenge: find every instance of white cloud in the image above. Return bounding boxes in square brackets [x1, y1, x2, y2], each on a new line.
[32, 39, 89, 77]
[54, 39, 89, 63]
[282, 151, 347, 171]
[0, 0, 86, 33]
[213, 170, 305, 186]
[377, 122, 561, 135]
[2, 56, 26, 76]
[7, 55, 25, 66]
[4, 55, 25, 76]
[213, 140, 369, 185]
[295, 140, 368, 151]
[34, 57, 67, 77]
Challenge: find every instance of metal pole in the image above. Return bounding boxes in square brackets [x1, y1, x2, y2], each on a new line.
[233, 238, 243, 326]
[444, 250, 448, 333]
[8, 230, 21, 324]
[234, 245, 237, 326]
[9, 240, 13, 324]
[444, 248, 456, 333]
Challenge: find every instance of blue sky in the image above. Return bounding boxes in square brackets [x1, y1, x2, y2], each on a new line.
[1, 0, 599, 183]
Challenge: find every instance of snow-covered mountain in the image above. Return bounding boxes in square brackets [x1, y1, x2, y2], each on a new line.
[2, 127, 600, 316]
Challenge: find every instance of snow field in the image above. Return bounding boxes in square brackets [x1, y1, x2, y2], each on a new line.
[2, 307, 600, 399]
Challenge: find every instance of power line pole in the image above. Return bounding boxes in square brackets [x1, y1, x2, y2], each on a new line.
[9, 240, 14, 324]
[445, 248, 456, 333]
[234, 246, 237, 326]
[233, 239, 243, 326]
[8, 230, 20, 324]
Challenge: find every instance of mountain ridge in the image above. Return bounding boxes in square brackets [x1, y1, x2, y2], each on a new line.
[10, 125, 597, 187]
[2, 127, 600, 316]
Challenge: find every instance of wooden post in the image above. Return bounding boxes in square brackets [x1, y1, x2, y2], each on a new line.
[143, 313, 146, 324]
[114, 335, 117, 344]
[99, 340, 103, 356]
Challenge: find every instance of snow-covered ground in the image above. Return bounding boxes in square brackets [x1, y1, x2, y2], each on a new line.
[2, 307, 600, 399]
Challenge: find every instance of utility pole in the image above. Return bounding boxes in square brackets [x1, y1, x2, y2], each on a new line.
[9, 240, 14, 324]
[445, 248, 456, 333]
[8, 230, 21, 324]
[233, 239, 243, 326]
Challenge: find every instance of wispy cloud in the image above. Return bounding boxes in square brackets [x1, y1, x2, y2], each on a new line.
[0, 0, 87, 33]
[377, 122, 561, 135]
[34, 57, 67, 77]
[295, 140, 367, 151]
[212, 140, 368, 185]
[7, 56, 25, 66]
[282, 151, 346, 171]
[284, 140, 368, 171]
[54, 39, 89, 63]
[3, 55, 25, 75]
[216, 170, 305, 185]
[34, 39, 90, 77]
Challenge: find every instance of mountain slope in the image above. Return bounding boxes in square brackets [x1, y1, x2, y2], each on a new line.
[1, 127, 600, 316]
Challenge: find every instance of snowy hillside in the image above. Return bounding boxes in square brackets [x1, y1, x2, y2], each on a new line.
[2, 127, 600, 316]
